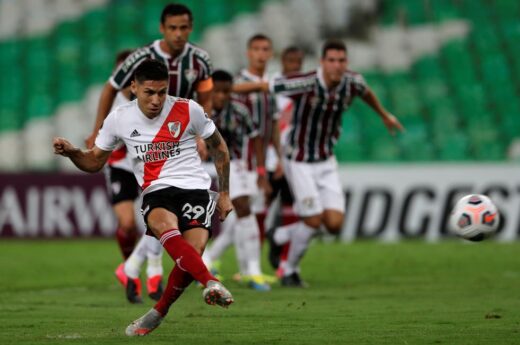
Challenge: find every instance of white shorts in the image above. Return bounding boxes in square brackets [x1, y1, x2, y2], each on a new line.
[283, 156, 345, 217]
[230, 159, 258, 200]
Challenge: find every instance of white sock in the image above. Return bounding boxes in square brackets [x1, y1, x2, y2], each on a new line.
[146, 237, 163, 278]
[234, 214, 262, 276]
[273, 221, 300, 245]
[203, 212, 237, 268]
[264, 194, 281, 231]
[285, 222, 316, 276]
[124, 235, 149, 279]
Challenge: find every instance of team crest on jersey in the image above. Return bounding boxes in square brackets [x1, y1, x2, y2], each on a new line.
[184, 69, 198, 83]
[168, 121, 182, 139]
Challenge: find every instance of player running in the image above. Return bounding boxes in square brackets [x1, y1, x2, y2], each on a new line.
[54, 59, 233, 336]
[234, 40, 404, 286]
[202, 70, 270, 291]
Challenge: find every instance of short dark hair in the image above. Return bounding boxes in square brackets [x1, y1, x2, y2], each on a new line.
[212, 70, 233, 83]
[115, 49, 134, 65]
[161, 3, 193, 23]
[247, 33, 272, 48]
[321, 39, 347, 58]
[134, 59, 169, 83]
[281, 46, 303, 60]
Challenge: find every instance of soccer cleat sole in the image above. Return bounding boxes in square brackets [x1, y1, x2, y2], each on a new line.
[203, 281, 234, 308]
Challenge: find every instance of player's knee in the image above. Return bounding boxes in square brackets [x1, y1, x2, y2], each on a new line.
[233, 199, 251, 218]
[323, 219, 343, 234]
[303, 216, 321, 229]
[185, 238, 206, 255]
[118, 217, 137, 233]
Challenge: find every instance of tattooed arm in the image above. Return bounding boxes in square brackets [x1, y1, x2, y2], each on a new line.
[204, 129, 233, 220]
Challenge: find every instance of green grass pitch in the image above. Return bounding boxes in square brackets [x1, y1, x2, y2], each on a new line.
[0, 239, 519, 344]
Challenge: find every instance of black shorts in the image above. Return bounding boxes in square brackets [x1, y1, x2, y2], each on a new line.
[141, 186, 217, 236]
[105, 166, 140, 204]
[268, 172, 294, 205]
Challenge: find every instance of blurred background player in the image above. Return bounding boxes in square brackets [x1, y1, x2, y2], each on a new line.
[236, 40, 404, 286]
[264, 46, 305, 277]
[85, 2, 214, 148]
[85, 3, 214, 302]
[103, 49, 140, 262]
[232, 33, 282, 285]
[202, 70, 270, 291]
[54, 59, 234, 336]
[234, 36, 279, 241]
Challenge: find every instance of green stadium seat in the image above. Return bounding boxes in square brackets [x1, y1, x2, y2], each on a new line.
[479, 53, 511, 85]
[472, 139, 505, 161]
[25, 93, 54, 120]
[85, 42, 113, 84]
[470, 25, 501, 56]
[430, 0, 460, 23]
[369, 136, 401, 161]
[0, 40, 23, 68]
[438, 134, 470, 161]
[419, 78, 448, 108]
[335, 137, 365, 162]
[500, 112, 520, 140]
[492, 1, 520, 21]
[82, 9, 110, 41]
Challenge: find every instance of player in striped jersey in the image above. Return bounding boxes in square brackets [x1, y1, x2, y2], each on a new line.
[54, 59, 234, 336]
[235, 40, 404, 286]
[85, 3, 214, 148]
[202, 70, 271, 291]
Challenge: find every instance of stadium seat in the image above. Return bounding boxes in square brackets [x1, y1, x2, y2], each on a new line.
[438, 133, 470, 161]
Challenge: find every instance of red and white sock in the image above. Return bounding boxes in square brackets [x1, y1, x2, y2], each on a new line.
[159, 229, 216, 286]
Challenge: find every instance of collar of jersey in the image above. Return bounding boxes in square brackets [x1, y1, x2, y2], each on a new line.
[241, 69, 269, 82]
[153, 39, 190, 62]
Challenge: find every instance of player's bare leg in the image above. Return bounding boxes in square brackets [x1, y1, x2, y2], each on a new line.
[114, 201, 139, 259]
[322, 209, 344, 235]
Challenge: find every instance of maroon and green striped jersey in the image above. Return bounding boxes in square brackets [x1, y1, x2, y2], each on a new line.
[109, 40, 212, 99]
[212, 99, 258, 160]
[234, 70, 279, 149]
[270, 68, 367, 162]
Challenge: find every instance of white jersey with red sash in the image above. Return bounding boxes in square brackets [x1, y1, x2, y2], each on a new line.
[95, 96, 216, 195]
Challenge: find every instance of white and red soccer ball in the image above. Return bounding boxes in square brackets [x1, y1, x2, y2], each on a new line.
[449, 194, 499, 241]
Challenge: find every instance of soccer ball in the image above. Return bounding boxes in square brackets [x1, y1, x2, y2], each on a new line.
[449, 194, 499, 241]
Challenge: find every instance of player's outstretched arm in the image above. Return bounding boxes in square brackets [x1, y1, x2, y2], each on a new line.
[85, 83, 118, 148]
[361, 87, 405, 135]
[204, 129, 233, 221]
[53, 137, 111, 173]
[232, 82, 269, 94]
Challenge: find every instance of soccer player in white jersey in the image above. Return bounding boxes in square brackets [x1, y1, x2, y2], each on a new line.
[86, 3, 212, 304]
[102, 50, 165, 304]
[202, 70, 271, 291]
[54, 59, 233, 336]
[234, 40, 404, 286]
